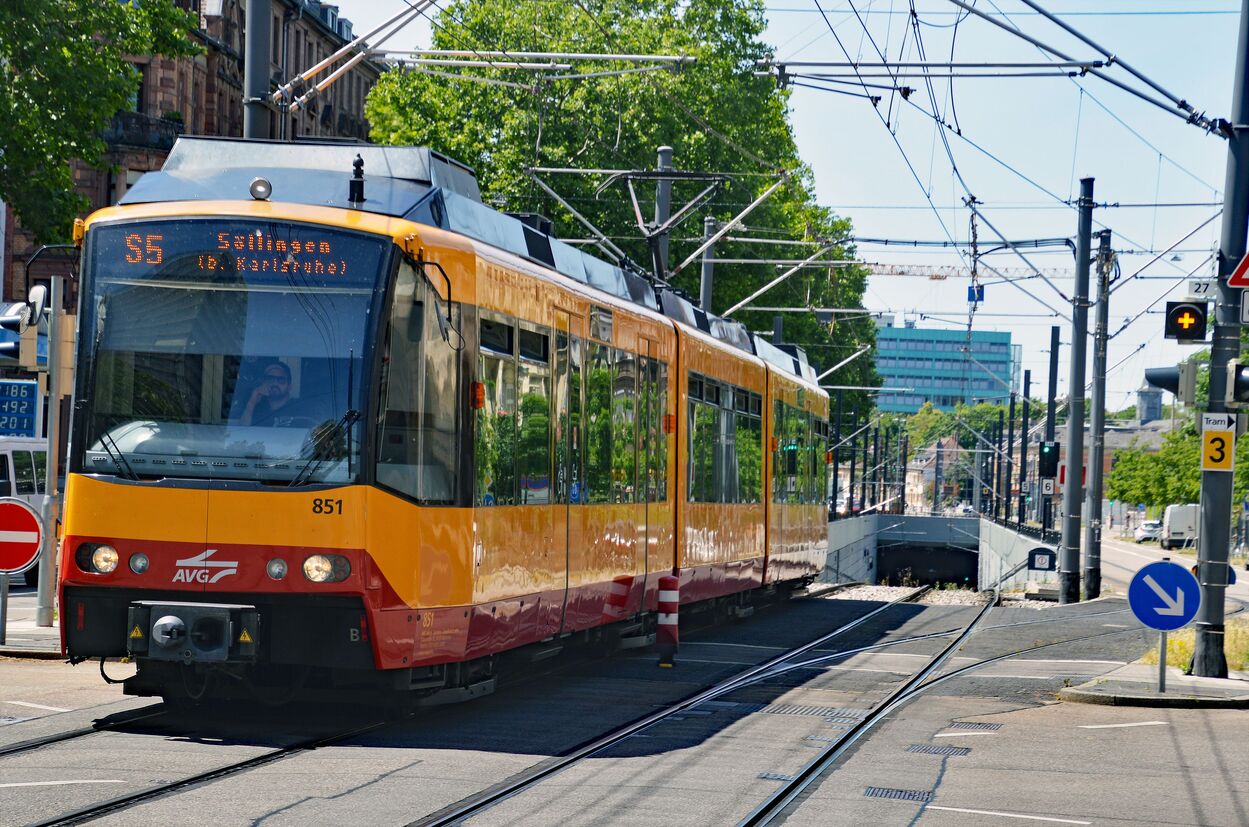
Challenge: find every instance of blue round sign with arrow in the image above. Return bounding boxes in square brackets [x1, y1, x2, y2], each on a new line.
[1128, 561, 1201, 632]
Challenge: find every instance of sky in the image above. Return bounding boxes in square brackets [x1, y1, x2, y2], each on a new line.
[332, 0, 1241, 412]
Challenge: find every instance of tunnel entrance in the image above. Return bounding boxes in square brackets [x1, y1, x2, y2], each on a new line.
[876, 544, 979, 588]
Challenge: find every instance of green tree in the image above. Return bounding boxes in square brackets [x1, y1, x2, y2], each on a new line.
[365, 0, 877, 410]
[0, 0, 198, 241]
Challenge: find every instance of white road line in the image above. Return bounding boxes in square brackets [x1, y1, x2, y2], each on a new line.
[1077, 721, 1169, 729]
[4, 701, 72, 712]
[924, 805, 1091, 824]
[0, 780, 126, 789]
[933, 731, 997, 737]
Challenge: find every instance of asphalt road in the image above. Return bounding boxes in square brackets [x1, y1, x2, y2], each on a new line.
[1097, 532, 1249, 609]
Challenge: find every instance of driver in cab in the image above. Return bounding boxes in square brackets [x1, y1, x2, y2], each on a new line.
[240, 361, 314, 427]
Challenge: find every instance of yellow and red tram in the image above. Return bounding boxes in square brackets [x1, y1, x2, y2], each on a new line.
[58, 138, 829, 701]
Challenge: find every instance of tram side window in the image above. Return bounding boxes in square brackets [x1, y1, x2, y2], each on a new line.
[687, 375, 716, 503]
[516, 327, 552, 504]
[376, 265, 460, 504]
[641, 357, 668, 503]
[612, 350, 638, 503]
[475, 316, 517, 506]
[736, 393, 762, 504]
[13, 451, 36, 495]
[585, 343, 613, 504]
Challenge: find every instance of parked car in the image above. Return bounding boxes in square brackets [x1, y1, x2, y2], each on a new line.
[1162, 504, 1200, 550]
[1134, 519, 1162, 543]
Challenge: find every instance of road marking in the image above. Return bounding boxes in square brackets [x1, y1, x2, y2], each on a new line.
[924, 805, 1090, 824]
[1077, 721, 1169, 730]
[933, 731, 997, 737]
[0, 780, 126, 789]
[5, 701, 72, 712]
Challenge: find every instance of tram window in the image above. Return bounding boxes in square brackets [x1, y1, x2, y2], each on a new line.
[13, 451, 35, 495]
[688, 396, 715, 503]
[642, 357, 668, 503]
[611, 350, 638, 503]
[480, 317, 514, 356]
[655, 361, 668, 501]
[735, 409, 762, 503]
[376, 266, 460, 504]
[590, 306, 613, 343]
[475, 350, 517, 506]
[585, 343, 613, 503]
[718, 398, 738, 503]
[0, 454, 10, 497]
[554, 331, 584, 505]
[516, 325, 552, 504]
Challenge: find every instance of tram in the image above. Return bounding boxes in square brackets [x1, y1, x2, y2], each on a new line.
[59, 137, 829, 701]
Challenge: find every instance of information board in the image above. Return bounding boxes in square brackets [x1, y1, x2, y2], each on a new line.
[0, 380, 40, 438]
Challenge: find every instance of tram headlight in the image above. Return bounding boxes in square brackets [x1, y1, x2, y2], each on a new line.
[91, 545, 119, 574]
[267, 558, 288, 580]
[302, 554, 350, 583]
[128, 553, 149, 574]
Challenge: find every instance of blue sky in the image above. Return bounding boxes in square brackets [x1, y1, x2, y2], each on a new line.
[335, 0, 1241, 410]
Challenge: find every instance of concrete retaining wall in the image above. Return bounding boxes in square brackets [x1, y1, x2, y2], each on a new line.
[825, 516, 877, 585]
[978, 518, 1058, 591]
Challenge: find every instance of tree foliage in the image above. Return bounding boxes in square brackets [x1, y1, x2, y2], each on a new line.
[903, 399, 1044, 452]
[365, 0, 877, 409]
[0, 0, 198, 242]
[1106, 424, 1249, 510]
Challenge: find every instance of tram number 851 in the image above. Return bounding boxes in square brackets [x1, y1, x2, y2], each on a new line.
[312, 498, 344, 515]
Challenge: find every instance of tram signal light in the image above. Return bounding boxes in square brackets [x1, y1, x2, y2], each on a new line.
[1145, 362, 1197, 406]
[1163, 301, 1208, 341]
[1226, 358, 1249, 408]
[1038, 441, 1059, 478]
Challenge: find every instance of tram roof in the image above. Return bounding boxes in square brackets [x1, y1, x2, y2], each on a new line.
[120, 137, 817, 387]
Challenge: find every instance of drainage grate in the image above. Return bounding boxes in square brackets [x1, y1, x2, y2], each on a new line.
[948, 721, 1002, 731]
[758, 772, 796, 781]
[761, 703, 868, 718]
[907, 744, 971, 757]
[864, 787, 934, 803]
[826, 716, 864, 725]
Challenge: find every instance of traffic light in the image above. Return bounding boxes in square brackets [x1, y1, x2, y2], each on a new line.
[1164, 301, 1209, 341]
[1226, 358, 1249, 408]
[1144, 361, 1198, 406]
[1038, 441, 1059, 477]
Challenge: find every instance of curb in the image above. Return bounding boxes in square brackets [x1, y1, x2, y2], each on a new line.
[1058, 686, 1249, 709]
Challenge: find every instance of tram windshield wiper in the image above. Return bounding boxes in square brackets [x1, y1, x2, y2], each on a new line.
[288, 409, 360, 487]
[98, 431, 140, 481]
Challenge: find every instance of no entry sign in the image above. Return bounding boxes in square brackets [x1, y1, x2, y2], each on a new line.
[0, 497, 43, 574]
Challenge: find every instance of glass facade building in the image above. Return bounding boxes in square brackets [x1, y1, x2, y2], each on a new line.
[874, 322, 1015, 413]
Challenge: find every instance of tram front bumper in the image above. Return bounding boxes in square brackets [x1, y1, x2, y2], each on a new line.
[126, 601, 259, 664]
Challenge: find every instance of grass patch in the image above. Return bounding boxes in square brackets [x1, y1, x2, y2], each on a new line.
[1140, 617, 1249, 672]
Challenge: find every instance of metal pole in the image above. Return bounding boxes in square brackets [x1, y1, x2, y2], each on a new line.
[972, 447, 983, 513]
[1043, 325, 1060, 531]
[1019, 370, 1031, 526]
[900, 433, 909, 514]
[847, 414, 857, 514]
[699, 216, 717, 311]
[653, 146, 674, 280]
[1084, 230, 1112, 600]
[860, 428, 869, 512]
[831, 390, 842, 520]
[1159, 630, 1168, 693]
[773, 315, 784, 345]
[871, 427, 880, 508]
[1193, 0, 1249, 678]
[1060, 177, 1095, 604]
[1006, 393, 1017, 522]
[243, 0, 273, 139]
[35, 276, 62, 627]
[932, 446, 942, 515]
[0, 572, 8, 646]
[995, 413, 1005, 519]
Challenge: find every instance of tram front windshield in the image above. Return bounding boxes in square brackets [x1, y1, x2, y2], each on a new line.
[77, 219, 388, 485]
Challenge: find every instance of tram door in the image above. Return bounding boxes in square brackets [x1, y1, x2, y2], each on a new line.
[553, 310, 584, 631]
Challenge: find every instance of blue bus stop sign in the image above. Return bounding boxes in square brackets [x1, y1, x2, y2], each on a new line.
[1128, 561, 1201, 631]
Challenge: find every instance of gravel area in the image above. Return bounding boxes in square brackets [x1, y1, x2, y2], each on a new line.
[917, 588, 992, 606]
[825, 584, 916, 602]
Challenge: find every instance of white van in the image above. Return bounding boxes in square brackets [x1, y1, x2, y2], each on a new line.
[1162, 503, 1200, 550]
[0, 437, 50, 585]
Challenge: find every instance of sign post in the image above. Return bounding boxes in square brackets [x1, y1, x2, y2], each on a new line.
[1127, 559, 1202, 694]
[0, 497, 44, 646]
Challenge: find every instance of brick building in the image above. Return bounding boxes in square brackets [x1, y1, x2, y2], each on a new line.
[5, 0, 382, 302]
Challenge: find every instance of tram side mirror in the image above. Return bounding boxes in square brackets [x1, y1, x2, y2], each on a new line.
[26, 284, 48, 326]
